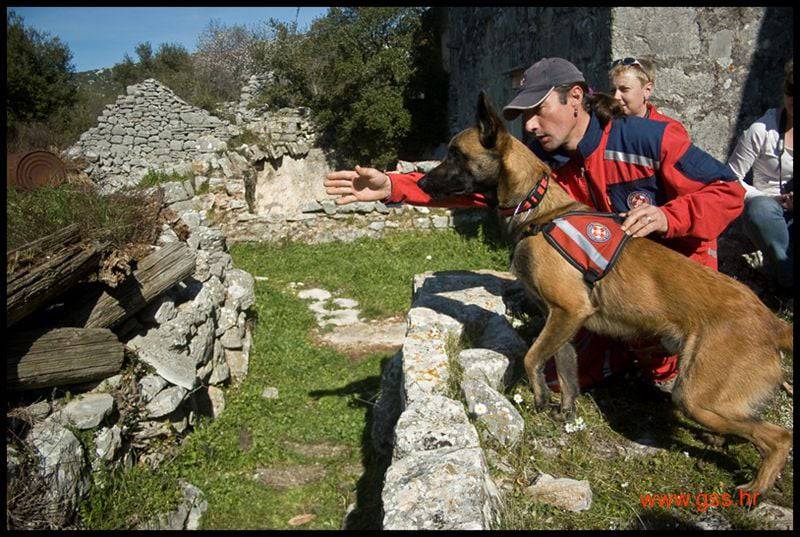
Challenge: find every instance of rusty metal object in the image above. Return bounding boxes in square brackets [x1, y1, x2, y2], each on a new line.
[7, 150, 67, 191]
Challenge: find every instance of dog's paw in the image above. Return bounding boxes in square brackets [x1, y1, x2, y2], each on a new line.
[550, 405, 576, 423]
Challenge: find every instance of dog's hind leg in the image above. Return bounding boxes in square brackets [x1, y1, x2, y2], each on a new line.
[676, 332, 791, 495]
[524, 306, 587, 411]
[551, 342, 579, 422]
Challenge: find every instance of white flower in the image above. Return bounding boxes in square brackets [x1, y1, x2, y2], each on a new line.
[621, 482, 629, 489]
[682, 451, 690, 458]
[513, 393, 524, 404]
[425, 255, 432, 260]
[473, 403, 488, 415]
[564, 416, 586, 433]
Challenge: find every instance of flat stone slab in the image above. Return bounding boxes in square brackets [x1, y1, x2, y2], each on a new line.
[60, 393, 115, 429]
[393, 395, 480, 461]
[254, 464, 327, 489]
[297, 288, 332, 301]
[524, 473, 593, 512]
[462, 379, 524, 447]
[318, 317, 406, 354]
[458, 348, 514, 392]
[382, 447, 498, 530]
[318, 309, 360, 326]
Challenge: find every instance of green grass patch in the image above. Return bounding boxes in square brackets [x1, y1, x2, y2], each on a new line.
[230, 225, 508, 319]
[6, 182, 161, 255]
[138, 168, 195, 188]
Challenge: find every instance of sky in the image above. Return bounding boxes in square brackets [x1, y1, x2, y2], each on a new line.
[10, 7, 331, 72]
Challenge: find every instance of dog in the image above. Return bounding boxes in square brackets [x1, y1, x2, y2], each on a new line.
[417, 92, 793, 495]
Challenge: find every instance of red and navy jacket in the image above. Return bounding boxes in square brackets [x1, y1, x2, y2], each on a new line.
[386, 112, 745, 270]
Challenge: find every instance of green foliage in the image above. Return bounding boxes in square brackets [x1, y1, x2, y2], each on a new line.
[6, 10, 78, 142]
[137, 168, 195, 188]
[251, 7, 448, 169]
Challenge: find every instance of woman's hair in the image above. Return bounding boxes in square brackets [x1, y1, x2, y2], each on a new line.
[609, 58, 656, 87]
[553, 82, 624, 126]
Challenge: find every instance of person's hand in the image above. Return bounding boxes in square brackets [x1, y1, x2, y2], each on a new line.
[324, 165, 391, 205]
[778, 191, 793, 211]
[619, 203, 669, 237]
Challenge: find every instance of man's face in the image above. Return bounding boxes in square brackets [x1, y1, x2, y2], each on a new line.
[521, 89, 578, 152]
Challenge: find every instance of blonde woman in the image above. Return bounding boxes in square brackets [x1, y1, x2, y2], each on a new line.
[609, 57, 682, 127]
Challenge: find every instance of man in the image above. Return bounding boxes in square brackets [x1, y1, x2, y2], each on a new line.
[325, 57, 745, 391]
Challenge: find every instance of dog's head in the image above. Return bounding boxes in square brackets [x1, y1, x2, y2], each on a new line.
[418, 92, 510, 199]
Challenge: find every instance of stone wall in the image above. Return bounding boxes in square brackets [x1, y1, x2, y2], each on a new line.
[444, 6, 793, 161]
[9, 190, 256, 529]
[373, 270, 529, 529]
[67, 79, 241, 186]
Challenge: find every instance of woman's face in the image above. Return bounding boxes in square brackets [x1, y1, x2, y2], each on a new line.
[612, 71, 653, 118]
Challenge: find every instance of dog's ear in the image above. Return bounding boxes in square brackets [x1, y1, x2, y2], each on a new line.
[476, 91, 504, 149]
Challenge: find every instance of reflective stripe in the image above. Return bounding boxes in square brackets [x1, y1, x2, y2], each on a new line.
[553, 219, 610, 271]
[708, 248, 717, 258]
[604, 150, 660, 169]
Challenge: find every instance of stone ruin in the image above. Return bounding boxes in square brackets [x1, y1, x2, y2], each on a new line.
[7, 190, 256, 529]
[67, 79, 240, 188]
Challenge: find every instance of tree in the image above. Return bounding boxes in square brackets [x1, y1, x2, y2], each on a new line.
[6, 10, 77, 130]
[251, 7, 447, 169]
[194, 19, 259, 102]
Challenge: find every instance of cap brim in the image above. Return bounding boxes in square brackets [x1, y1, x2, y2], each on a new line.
[502, 86, 554, 120]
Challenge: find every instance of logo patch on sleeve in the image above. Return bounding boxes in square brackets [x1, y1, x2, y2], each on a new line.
[586, 222, 612, 243]
[626, 190, 652, 209]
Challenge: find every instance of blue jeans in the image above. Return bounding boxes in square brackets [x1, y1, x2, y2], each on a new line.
[742, 195, 793, 289]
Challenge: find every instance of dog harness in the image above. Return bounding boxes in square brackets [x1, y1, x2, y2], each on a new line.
[539, 211, 632, 286]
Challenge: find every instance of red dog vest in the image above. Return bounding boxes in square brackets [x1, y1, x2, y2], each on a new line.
[541, 212, 631, 285]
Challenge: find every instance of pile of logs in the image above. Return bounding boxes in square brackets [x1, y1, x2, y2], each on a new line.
[7, 228, 195, 391]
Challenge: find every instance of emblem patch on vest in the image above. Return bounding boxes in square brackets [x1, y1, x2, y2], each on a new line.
[627, 190, 651, 209]
[586, 222, 611, 243]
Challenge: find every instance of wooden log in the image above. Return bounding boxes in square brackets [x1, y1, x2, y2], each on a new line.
[6, 239, 110, 328]
[7, 223, 80, 258]
[66, 241, 196, 329]
[7, 328, 124, 391]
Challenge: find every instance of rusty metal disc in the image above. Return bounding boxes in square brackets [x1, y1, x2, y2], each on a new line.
[7, 150, 67, 191]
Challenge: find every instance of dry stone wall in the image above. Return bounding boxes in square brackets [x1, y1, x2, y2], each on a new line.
[67, 79, 241, 187]
[444, 6, 793, 161]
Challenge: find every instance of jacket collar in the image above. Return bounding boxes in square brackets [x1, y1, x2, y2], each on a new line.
[576, 112, 604, 161]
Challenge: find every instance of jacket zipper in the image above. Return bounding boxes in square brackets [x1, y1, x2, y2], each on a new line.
[581, 166, 600, 209]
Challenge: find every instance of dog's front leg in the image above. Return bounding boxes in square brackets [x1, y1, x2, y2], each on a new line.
[524, 306, 586, 411]
[552, 342, 579, 422]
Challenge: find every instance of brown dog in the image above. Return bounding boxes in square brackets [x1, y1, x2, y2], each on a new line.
[418, 92, 793, 495]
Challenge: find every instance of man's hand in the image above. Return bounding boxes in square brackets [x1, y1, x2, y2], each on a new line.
[324, 165, 391, 205]
[619, 203, 669, 237]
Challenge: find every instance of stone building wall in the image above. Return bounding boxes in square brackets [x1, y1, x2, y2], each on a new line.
[444, 6, 793, 161]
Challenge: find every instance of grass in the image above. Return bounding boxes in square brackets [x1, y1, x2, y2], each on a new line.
[6, 182, 161, 256]
[138, 169, 195, 188]
[72, 219, 792, 529]
[493, 350, 794, 530]
[226, 129, 265, 149]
